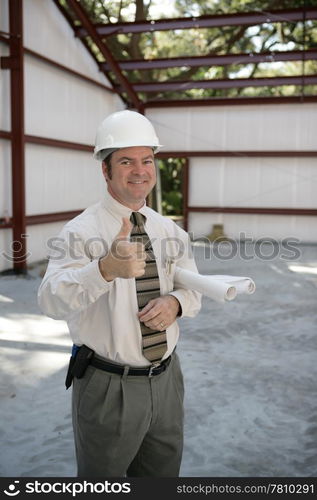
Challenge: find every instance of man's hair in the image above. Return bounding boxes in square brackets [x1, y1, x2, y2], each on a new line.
[104, 154, 113, 179]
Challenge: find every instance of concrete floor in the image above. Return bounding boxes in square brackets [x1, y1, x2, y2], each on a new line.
[0, 242, 316, 477]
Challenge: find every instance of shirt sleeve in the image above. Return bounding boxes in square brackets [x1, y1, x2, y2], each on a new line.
[37, 225, 113, 320]
[168, 226, 202, 318]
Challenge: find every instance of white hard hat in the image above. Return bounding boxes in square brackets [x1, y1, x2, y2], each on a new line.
[94, 110, 163, 161]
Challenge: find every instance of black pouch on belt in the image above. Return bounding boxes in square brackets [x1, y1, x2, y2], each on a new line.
[65, 345, 94, 390]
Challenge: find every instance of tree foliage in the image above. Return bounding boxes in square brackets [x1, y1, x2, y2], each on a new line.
[157, 158, 185, 216]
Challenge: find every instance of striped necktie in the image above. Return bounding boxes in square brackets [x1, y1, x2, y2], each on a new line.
[130, 211, 168, 363]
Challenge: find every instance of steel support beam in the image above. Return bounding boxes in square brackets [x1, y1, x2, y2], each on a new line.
[1, 206, 316, 232]
[0, 211, 83, 229]
[157, 150, 317, 159]
[188, 207, 317, 216]
[4, 131, 317, 158]
[6, 0, 27, 273]
[0, 130, 12, 140]
[182, 158, 189, 232]
[65, 0, 142, 111]
[25, 134, 92, 153]
[101, 49, 317, 71]
[128, 74, 317, 93]
[144, 95, 317, 107]
[75, 7, 317, 37]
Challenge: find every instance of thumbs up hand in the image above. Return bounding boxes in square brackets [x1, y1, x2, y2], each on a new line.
[99, 217, 146, 281]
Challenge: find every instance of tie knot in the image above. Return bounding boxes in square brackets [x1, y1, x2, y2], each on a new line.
[130, 211, 146, 228]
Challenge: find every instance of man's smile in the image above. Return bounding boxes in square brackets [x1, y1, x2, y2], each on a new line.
[128, 180, 148, 184]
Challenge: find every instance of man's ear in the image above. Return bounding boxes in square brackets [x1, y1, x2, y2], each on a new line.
[101, 161, 109, 182]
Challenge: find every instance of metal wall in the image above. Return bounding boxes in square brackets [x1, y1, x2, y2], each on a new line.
[0, 0, 122, 272]
[147, 105, 317, 242]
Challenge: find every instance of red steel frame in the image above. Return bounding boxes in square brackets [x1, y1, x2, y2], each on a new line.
[101, 48, 317, 71]
[56, 2, 317, 107]
[144, 95, 317, 108]
[1, 0, 26, 273]
[75, 7, 317, 36]
[121, 74, 317, 93]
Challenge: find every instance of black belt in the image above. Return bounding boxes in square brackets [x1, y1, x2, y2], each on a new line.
[90, 355, 172, 378]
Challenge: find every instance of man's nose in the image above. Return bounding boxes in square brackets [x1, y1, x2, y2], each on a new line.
[131, 161, 146, 173]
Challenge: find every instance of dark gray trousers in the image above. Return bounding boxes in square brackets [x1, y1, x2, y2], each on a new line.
[72, 352, 184, 477]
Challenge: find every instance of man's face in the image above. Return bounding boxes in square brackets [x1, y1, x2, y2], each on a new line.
[102, 146, 156, 210]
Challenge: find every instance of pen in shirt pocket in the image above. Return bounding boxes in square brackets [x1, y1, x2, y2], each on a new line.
[165, 258, 175, 276]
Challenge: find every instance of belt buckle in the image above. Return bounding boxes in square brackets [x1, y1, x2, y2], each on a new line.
[148, 362, 160, 377]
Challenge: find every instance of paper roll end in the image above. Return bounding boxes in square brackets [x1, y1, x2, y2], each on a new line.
[225, 286, 237, 301]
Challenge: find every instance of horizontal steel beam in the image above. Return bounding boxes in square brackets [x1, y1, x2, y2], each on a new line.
[102, 49, 317, 71]
[188, 207, 317, 216]
[2, 205, 316, 230]
[129, 74, 317, 92]
[1, 131, 93, 152]
[2, 131, 316, 157]
[25, 211, 83, 225]
[0, 210, 83, 229]
[75, 7, 317, 36]
[157, 150, 317, 158]
[0, 130, 12, 140]
[144, 95, 317, 107]
[25, 134, 92, 152]
[2, 131, 317, 157]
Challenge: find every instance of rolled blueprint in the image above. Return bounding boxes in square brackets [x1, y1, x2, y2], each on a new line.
[174, 267, 256, 303]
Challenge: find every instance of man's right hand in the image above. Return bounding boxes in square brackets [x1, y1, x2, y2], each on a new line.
[99, 217, 146, 281]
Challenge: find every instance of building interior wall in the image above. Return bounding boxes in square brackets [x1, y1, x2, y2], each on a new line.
[146, 105, 317, 242]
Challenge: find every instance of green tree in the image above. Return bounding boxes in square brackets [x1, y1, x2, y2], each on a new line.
[157, 158, 185, 216]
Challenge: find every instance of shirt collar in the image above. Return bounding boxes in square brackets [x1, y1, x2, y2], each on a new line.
[102, 187, 148, 221]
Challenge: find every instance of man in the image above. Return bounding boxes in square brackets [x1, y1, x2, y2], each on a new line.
[38, 110, 201, 477]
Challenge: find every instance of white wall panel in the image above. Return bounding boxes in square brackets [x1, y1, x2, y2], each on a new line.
[189, 212, 317, 243]
[1, 1, 13, 272]
[24, 0, 110, 86]
[0, 139, 12, 217]
[146, 105, 317, 242]
[25, 144, 106, 215]
[26, 221, 68, 265]
[0, 0, 9, 32]
[0, 229, 12, 272]
[0, 221, 85, 271]
[147, 104, 317, 151]
[0, 41, 10, 131]
[189, 159, 225, 207]
[188, 156, 317, 241]
[25, 55, 120, 143]
[189, 158, 317, 209]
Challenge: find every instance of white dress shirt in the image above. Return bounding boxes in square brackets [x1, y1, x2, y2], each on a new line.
[38, 188, 201, 366]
